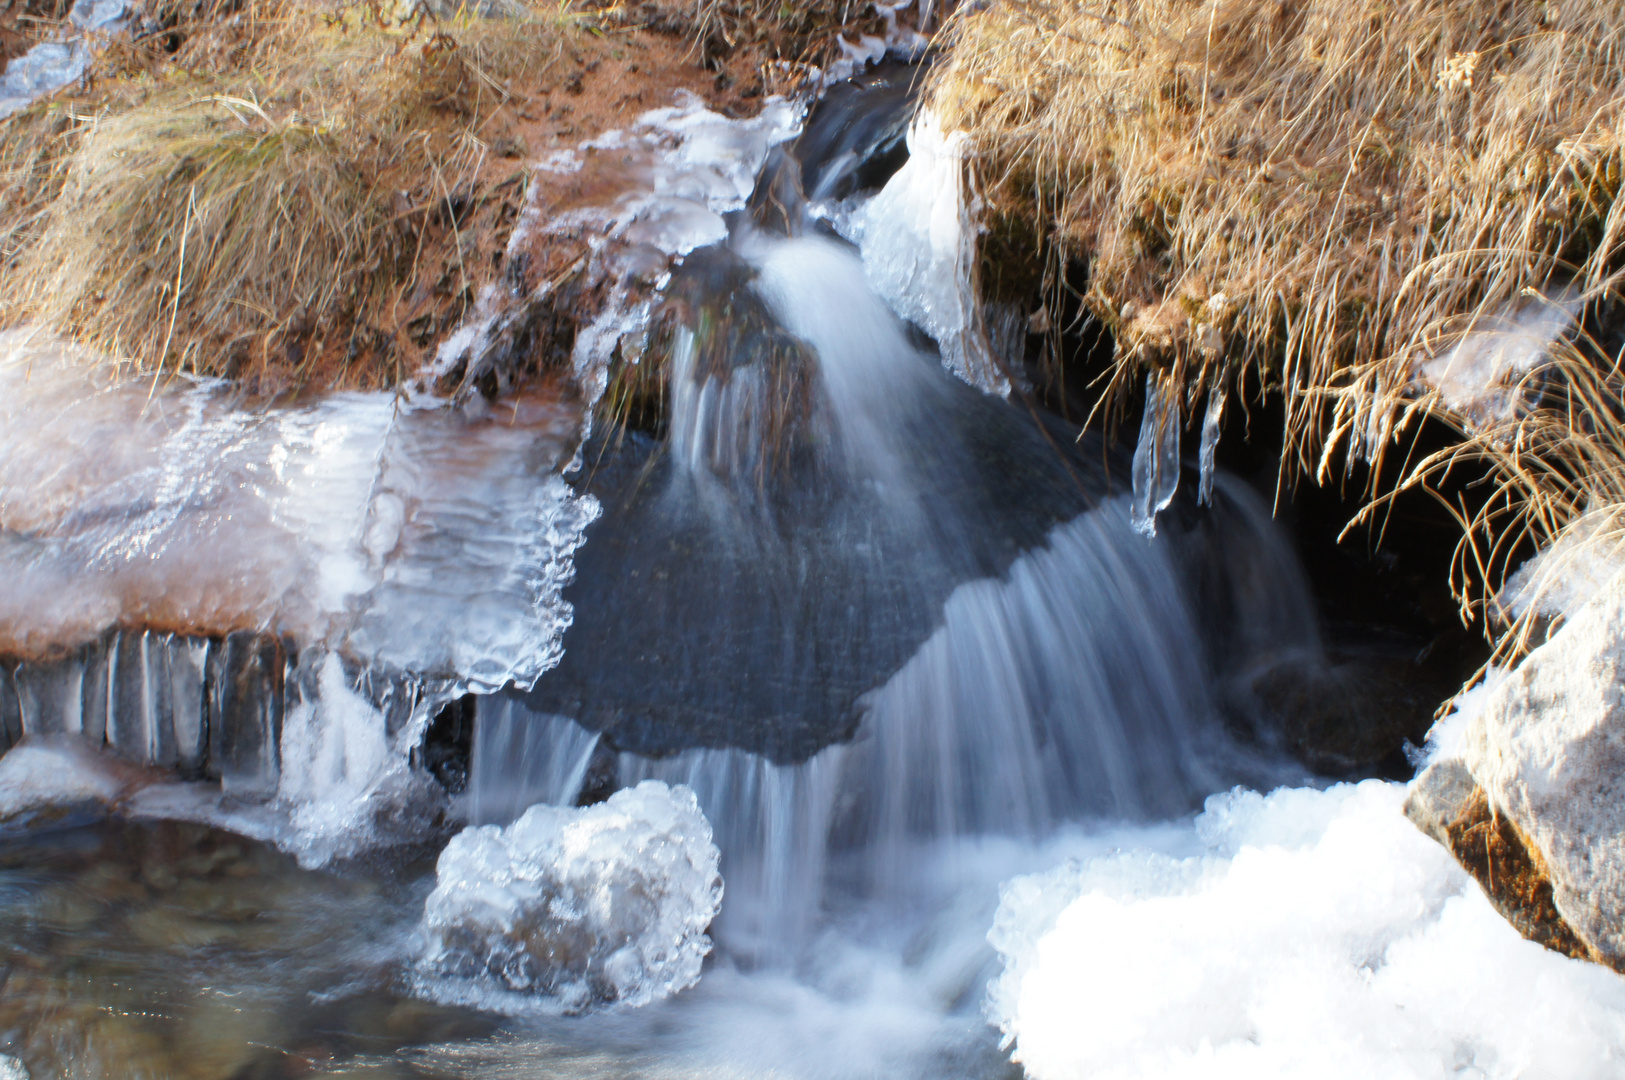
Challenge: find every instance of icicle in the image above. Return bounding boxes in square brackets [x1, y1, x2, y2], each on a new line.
[1198, 386, 1225, 507]
[1131, 372, 1181, 537]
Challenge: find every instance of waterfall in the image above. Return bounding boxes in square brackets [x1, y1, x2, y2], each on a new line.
[455, 78, 1314, 964]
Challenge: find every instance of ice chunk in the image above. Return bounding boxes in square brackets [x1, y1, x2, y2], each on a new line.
[1131, 372, 1181, 537]
[1197, 386, 1224, 507]
[840, 111, 1010, 395]
[1415, 294, 1578, 432]
[987, 780, 1625, 1080]
[0, 740, 128, 827]
[417, 780, 723, 1014]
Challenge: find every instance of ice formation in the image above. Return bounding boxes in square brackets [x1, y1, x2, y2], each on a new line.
[418, 780, 723, 1014]
[1198, 387, 1225, 507]
[1131, 372, 1182, 536]
[0, 331, 595, 693]
[987, 780, 1625, 1080]
[1414, 294, 1578, 431]
[425, 95, 803, 416]
[839, 110, 1009, 395]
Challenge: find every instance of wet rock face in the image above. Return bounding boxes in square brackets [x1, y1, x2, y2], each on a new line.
[526, 376, 1120, 763]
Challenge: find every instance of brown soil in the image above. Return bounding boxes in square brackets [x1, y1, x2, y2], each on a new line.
[1444, 785, 1606, 967]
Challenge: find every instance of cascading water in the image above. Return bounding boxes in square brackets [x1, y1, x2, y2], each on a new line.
[3, 48, 1615, 1080]
[467, 80, 1314, 971]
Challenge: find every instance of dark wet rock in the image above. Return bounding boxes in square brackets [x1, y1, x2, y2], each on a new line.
[525, 365, 1119, 763]
[793, 57, 924, 203]
[421, 694, 476, 796]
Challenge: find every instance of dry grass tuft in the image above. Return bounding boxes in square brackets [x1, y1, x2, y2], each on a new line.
[0, 0, 593, 387]
[1359, 314, 1625, 661]
[930, 0, 1625, 479]
[931, 0, 1625, 638]
[16, 106, 400, 382]
[594, 0, 889, 67]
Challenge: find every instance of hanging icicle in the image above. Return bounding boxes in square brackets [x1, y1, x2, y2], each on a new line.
[1198, 385, 1226, 507]
[1131, 371, 1181, 537]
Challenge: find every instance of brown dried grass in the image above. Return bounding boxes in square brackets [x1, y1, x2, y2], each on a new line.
[930, 0, 1625, 637]
[931, 0, 1625, 468]
[0, 0, 591, 385]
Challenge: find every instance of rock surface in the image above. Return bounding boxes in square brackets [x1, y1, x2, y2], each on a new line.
[1405, 761, 1594, 962]
[1410, 569, 1625, 970]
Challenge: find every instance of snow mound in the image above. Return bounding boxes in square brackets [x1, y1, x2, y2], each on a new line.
[988, 780, 1625, 1080]
[418, 780, 723, 1013]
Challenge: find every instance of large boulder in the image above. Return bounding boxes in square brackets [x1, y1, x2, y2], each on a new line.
[1409, 569, 1625, 970]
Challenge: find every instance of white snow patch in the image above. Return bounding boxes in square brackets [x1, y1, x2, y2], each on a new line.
[1419, 665, 1510, 766]
[988, 780, 1625, 1080]
[1499, 511, 1625, 622]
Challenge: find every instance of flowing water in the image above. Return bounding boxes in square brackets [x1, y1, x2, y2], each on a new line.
[3, 54, 1625, 1080]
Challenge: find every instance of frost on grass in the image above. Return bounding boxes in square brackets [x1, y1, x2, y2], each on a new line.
[418, 780, 723, 1014]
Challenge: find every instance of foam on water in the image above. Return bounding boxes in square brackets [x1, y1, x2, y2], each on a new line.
[418, 780, 723, 1014]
